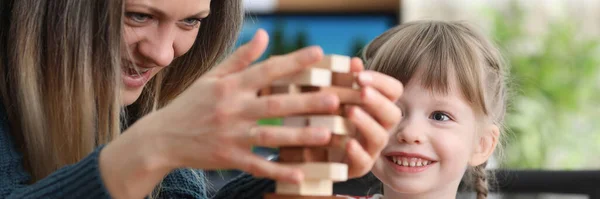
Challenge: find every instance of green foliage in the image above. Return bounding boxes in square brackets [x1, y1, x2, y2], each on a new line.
[486, 1, 600, 169]
[269, 19, 309, 55]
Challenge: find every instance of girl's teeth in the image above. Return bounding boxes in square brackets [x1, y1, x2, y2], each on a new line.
[392, 157, 433, 167]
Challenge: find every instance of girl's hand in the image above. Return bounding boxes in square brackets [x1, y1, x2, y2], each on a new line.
[342, 59, 404, 178]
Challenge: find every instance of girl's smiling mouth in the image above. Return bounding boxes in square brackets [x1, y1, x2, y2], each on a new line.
[384, 152, 438, 173]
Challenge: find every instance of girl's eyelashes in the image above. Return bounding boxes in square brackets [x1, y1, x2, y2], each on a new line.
[430, 111, 453, 122]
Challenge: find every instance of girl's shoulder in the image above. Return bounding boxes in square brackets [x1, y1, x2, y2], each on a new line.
[335, 194, 384, 199]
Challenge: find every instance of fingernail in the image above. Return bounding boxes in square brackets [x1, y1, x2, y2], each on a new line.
[290, 170, 304, 182]
[359, 72, 373, 85]
[313, 128, 331, 142]
[362, 87, 373, 100]
[301, 46, 322, 62]
[321, 95, 338, 108]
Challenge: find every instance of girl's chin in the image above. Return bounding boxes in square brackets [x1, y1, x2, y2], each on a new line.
[378, 174, 435, 196]
[385, 182, 429, 194]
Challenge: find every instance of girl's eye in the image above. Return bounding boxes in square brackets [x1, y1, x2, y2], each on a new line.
[181, 18, 203, 28]
[126, 12, 151, 23]
[430, 111, 451, 121]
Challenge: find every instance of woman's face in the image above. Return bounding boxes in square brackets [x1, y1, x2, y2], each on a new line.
[121, 0, 211, 105]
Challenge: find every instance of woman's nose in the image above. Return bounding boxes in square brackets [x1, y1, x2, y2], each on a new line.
[136, 28, 176, 67]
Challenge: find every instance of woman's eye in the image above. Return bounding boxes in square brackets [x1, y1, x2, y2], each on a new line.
[430, 112, 451, 121]
[181, 18, 202, 27]
[126, 12, 151, 23]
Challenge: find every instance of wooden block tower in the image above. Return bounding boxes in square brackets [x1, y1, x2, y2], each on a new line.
[259, 55, 360, 199]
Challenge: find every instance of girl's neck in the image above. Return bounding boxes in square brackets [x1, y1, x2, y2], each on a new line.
[382, 181, 459, 199]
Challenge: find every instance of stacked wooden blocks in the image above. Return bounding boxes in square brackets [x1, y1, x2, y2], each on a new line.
[259, 55, 360, 199]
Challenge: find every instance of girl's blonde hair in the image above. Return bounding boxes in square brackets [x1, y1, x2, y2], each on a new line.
[0, 0, 242, 189]
[363, 20, 509, 199]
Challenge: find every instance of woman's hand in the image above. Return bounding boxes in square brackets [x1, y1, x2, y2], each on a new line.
[100, 29, 339, 199]
[144, 29, 341, 181]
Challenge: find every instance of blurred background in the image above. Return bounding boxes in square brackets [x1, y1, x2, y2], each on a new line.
[208, 0, 600, 198]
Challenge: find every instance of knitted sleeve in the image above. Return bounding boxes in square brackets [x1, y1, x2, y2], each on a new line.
[0, 130, 113, 198]
[0, 118, 206, 199]
[210, 172, 275, 199]
[154, 168, 208, 199]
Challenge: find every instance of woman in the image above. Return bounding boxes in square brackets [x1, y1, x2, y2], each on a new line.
[0, 0, 403, 198]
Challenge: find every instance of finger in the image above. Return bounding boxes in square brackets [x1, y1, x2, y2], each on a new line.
[235, 151, 304, 183]
[205, 29, 269, 78]
[357, 71, 404, 101]
[234, 46, 324, 90]
[243, 92, 340, 119]
[349, 57, 365, 73]
[246, 126, 332, 147]
[360, 86, 402, 130]
[345, 139, 374, 178]
[346, 106, 388, 158]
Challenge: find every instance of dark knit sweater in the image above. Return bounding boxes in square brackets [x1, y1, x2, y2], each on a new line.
[0, 103, 339, 198]
[210, 173, 275, 199]
[0, 105, 214, 199]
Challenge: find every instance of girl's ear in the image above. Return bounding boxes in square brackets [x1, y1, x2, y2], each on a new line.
[469, 124, 499, 166]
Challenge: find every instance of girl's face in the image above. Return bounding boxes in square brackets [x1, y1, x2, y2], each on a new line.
[371, 73, 496, 198]
[121, 0, 211, 105]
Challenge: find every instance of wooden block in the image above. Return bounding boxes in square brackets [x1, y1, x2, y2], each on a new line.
[307, 86, 362, 105]
[276, 179, 333, 196]
[258, 87, 271, 96]
[267, 85, 362, 105]
[266, 84, 317, 95]
[279, 147, 329, 163]
[326, 135, 352, 163]
[309, 115, 356, 136]
[311, 55, 351, 73]
[282, 115, 355, 135]
[278, 135, 351, 163]
[285, 162, 348, 181]
[264, 193, 342, 199]
[327, 134, 351, 149]
[327, 147, 346, 164]
[331, 72, 360, 89]
[283, 116, 308, 127]
[273, 68, 332, 87]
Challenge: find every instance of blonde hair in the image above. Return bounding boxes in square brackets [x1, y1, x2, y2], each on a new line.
[0, 0, 243, 192]
[363, 20, 509, 199]
[1, 0, 123, 181]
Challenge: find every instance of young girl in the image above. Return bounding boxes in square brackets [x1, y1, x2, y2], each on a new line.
[341, 20, 508, 199]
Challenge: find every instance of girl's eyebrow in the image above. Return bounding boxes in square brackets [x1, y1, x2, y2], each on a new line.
[431, 97, 467, 113]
